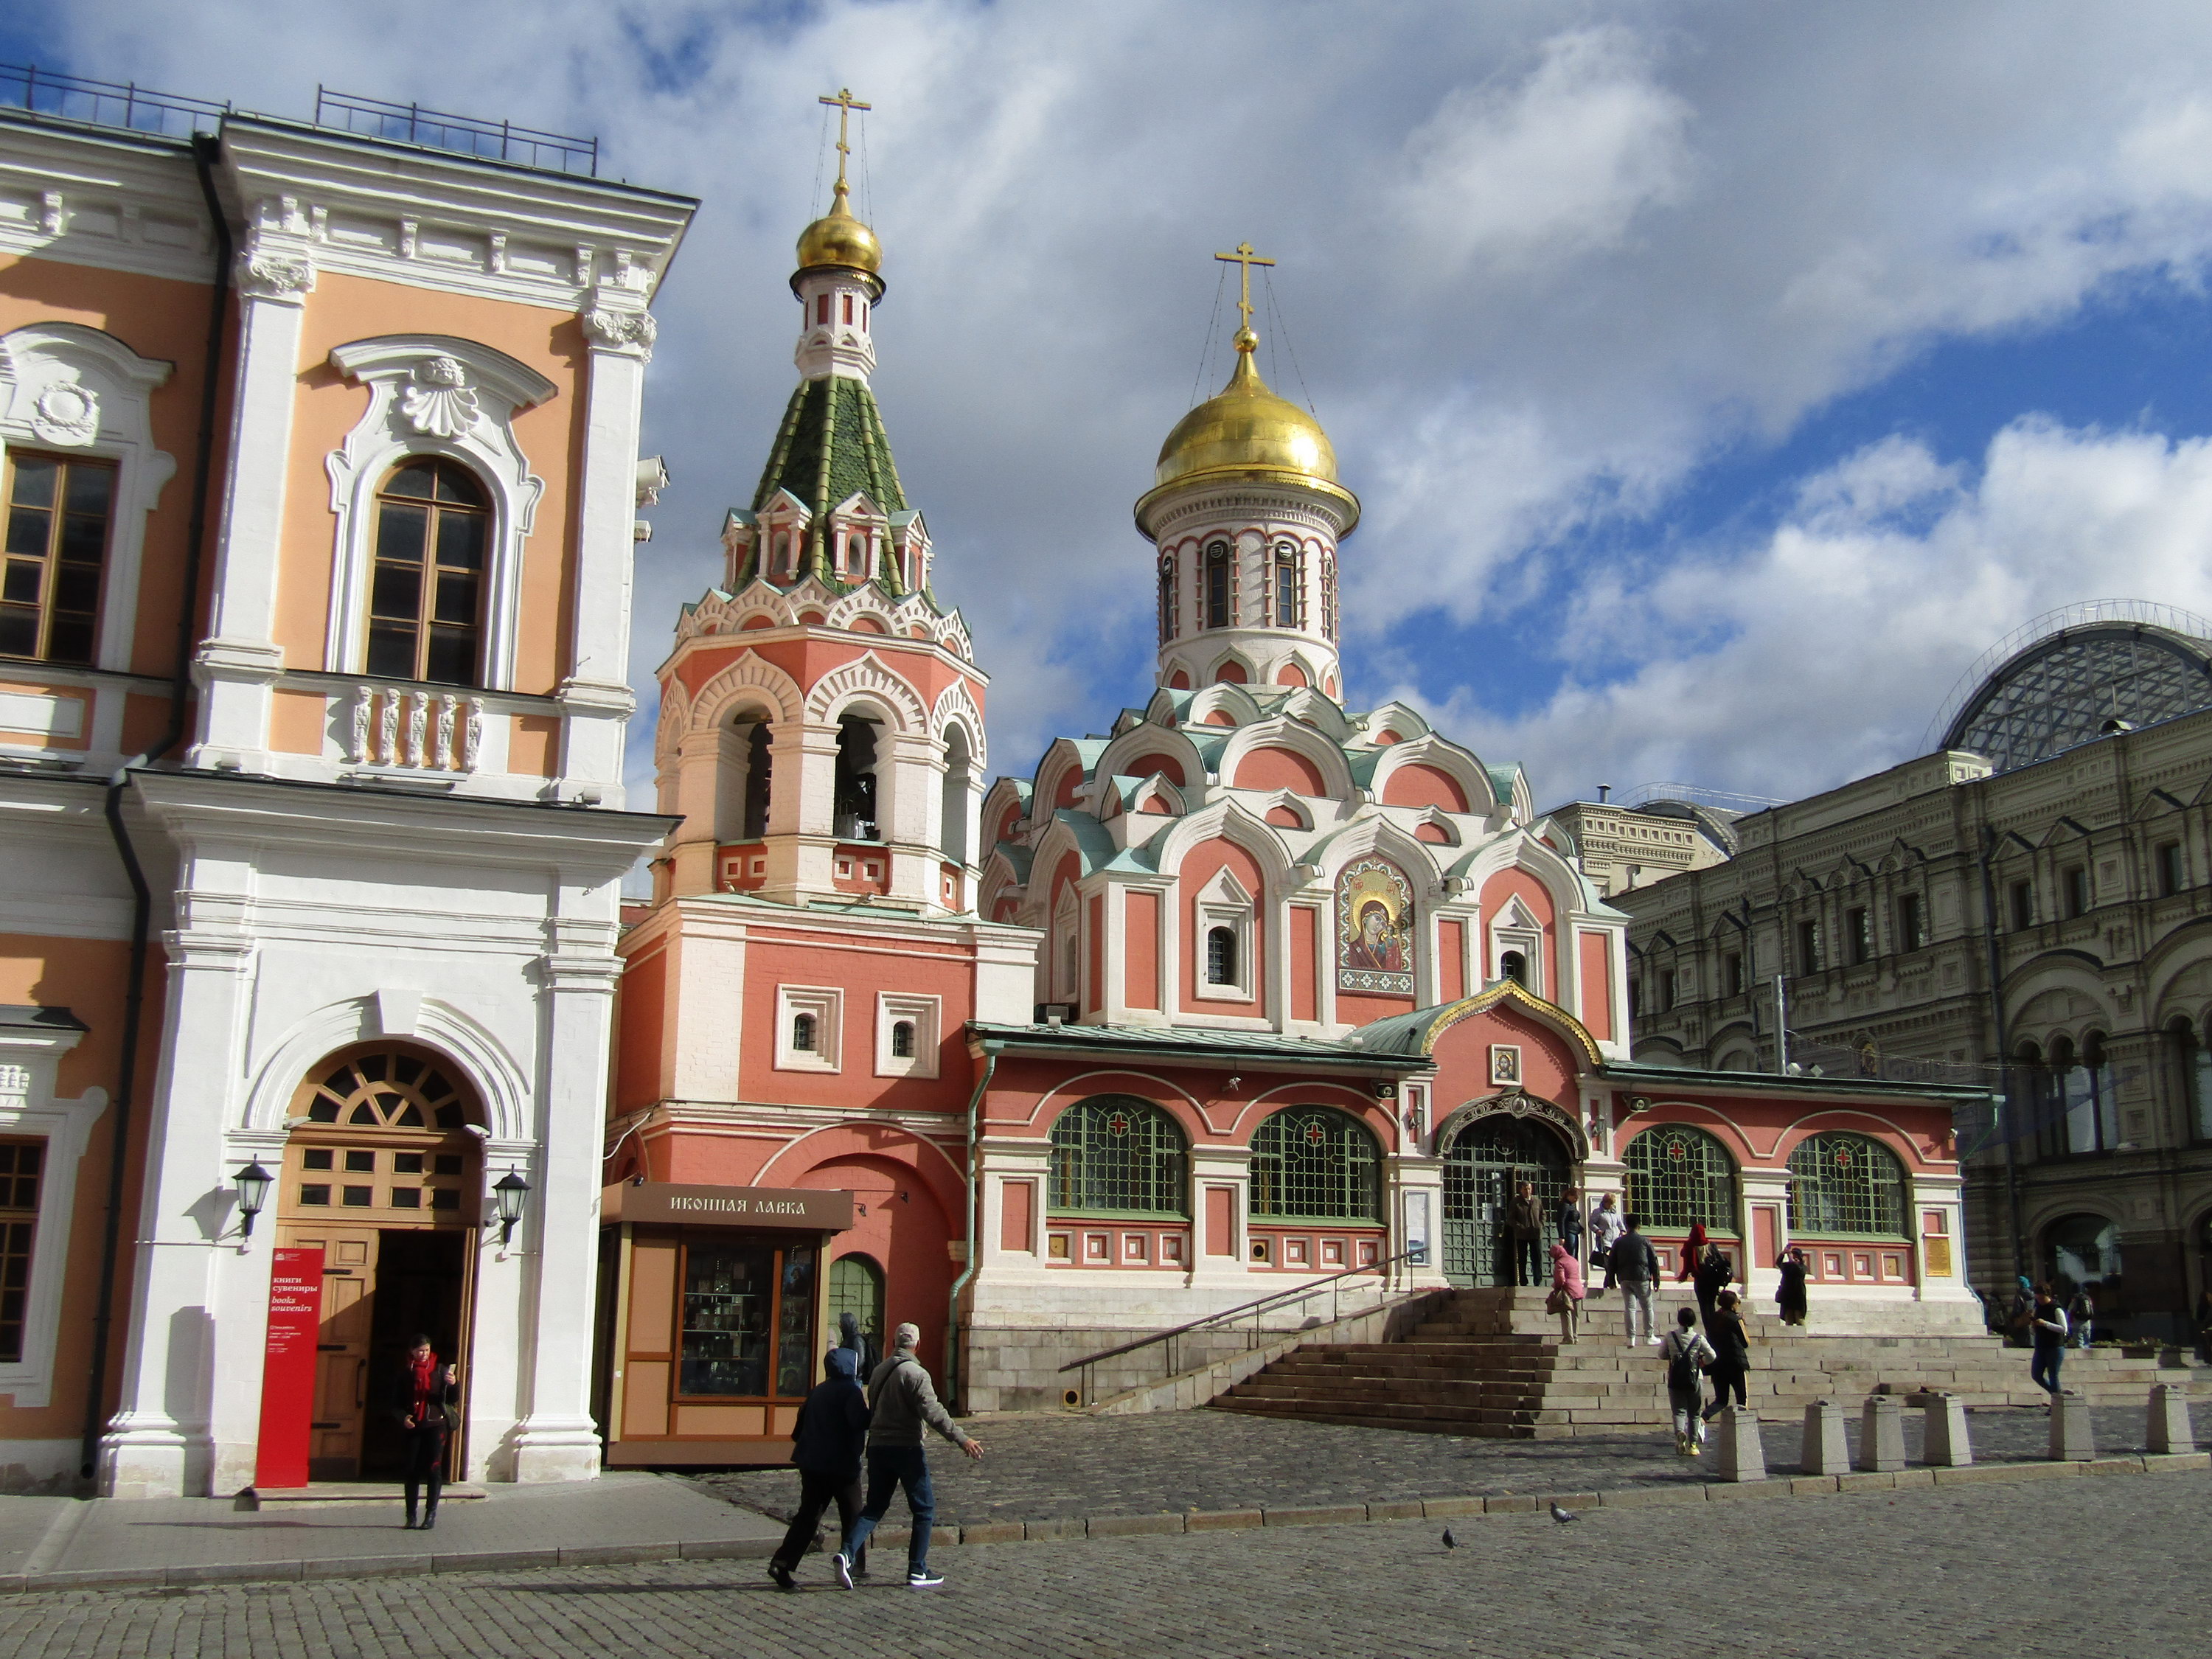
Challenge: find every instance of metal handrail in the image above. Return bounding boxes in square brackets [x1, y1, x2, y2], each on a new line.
[313, 87, 597, 176]
[1058, 1246, 1427, 1405]
[0, 63, 230, 138]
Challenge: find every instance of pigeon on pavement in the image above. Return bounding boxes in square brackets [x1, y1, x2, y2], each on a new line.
[1441, 1527, 1458, 1550]
[1550, 1503, 1579, 1525]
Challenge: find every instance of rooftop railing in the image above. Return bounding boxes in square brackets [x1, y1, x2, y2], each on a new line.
[0, 62, 230, 138]
[312, 87, 597, 177]
[0, 63, 598, 178]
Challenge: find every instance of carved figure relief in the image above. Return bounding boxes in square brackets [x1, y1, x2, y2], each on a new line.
[399, 356, 482, 439]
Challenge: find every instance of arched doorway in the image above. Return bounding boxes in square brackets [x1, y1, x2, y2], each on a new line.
[1441, 1107, 1575, 1287]
[2043, 1213, 2121, 1304]
[276, 1044, 484, 1481]
[829, 1252, 886, 1365]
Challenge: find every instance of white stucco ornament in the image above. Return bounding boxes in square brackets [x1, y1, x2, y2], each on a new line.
[400, 355, 482, 439]
[31, 380, 99, 446]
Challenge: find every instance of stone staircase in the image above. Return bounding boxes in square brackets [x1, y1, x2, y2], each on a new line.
[1211, 1287, 2190, 1439]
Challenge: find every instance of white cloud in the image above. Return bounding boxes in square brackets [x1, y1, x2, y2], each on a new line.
[1430, 419, 2212, 805]
[41, 1, 2212, 801]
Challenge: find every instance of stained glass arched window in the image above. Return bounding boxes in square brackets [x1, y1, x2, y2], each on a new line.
[1786, 1131, 1907, 1237]
[1250, 1107, 1380, 1222]
[1623, 1124, 1739, 1234]
[1048, 1096, 1188, 1216]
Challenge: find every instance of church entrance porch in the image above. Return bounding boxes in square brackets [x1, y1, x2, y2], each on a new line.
[1441, 1112, 1575, 1288]
[273, 1046, 484, 1484]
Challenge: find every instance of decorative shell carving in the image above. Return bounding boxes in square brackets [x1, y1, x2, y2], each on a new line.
[400, 355, 483, 439]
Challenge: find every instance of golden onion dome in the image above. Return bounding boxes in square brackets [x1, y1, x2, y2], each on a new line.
[795, 179, 883, 276]
[1138, 328, 1357, 534]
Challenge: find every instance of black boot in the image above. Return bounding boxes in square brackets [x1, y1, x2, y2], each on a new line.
[403, 1503, 417, 1530]
[420, 1504, 437, 1532]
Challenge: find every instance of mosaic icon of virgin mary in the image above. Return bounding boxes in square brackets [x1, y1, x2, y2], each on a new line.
[1335, 858, 1413, 991]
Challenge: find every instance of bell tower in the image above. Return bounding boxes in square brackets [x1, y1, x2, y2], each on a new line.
[651, 92, 987, 913]
[1135, 243, 1358, 700]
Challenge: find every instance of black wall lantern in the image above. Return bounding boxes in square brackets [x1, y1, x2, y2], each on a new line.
[233, 1160, 274, 1239]
[491, 1169, 530, 1245]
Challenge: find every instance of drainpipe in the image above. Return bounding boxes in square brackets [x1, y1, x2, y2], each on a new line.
[1975, 823, 2025, 1286]
[79, 131, 233, 1481]
[942, 1045, 997, 1413]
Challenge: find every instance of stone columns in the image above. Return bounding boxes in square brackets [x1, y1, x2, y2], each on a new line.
[2149, 1382, 2196, 1454]
[2048, 1392, 2095, 1461]
[1713, 1405, 1766, 1482]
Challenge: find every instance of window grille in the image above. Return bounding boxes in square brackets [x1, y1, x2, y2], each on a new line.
[1158, 555, 1178, 641]
[890, 1020, 914, 1059]
[1500, 950, 1527, 989]
[0, 1140, 42, 1363]
[1048, 1096, 1188, 1216]
[1321, 554, 1338, 640]
[1785, 1132, 1906, 1237]
[1249, 1108, 1380, 1221]
[1, 452, 115, 664]
[791, 1013, 817, 1052]
[1624, 1125, 1738, 1234]
[1206, 925, 1237, 986]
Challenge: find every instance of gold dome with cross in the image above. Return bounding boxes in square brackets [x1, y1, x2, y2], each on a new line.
[1148, 243, 1353, 524]
[796, 87, 883, 277]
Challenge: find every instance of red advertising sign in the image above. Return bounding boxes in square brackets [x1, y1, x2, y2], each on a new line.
[254, 1248, 323, 1490]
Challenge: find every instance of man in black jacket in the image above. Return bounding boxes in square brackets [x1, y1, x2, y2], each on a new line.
[1611, 1216, 1664, 1347]
[767, 1346, 872, 1590]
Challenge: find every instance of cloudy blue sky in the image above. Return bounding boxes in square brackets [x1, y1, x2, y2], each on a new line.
[18, 1, 2212, 811]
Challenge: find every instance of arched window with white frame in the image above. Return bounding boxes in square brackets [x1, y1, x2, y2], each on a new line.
[365, 457, 490, 685]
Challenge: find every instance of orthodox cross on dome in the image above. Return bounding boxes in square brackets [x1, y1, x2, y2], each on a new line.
[818, 86, 872, 195]
[1214, 240, 1275, 337]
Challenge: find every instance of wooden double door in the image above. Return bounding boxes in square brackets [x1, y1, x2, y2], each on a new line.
[274, 1045, 483, 1481]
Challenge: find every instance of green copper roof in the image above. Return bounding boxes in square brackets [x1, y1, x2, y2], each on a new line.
[749, 375, 908, 579]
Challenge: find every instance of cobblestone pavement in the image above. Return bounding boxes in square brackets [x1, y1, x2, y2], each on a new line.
[689, 1402, 2168, 1526]
[3, 1472, 2205, 1657]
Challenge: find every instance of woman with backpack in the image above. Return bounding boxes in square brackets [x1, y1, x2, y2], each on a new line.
[1700, 1289, 1752, 1424]
[1660, 1307, 1717, 1455]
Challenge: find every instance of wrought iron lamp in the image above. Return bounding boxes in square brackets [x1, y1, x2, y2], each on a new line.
[491, 1169, 530, 1246]
[233, 1160, 274, 1239]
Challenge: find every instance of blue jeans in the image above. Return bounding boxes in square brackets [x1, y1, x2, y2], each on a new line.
[841, 1444, 935, 1575]
[2031, 1343, 2063, 1396]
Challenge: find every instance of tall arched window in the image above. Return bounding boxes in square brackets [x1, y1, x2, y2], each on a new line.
[1500, 950, 1528, 989]
[2168, 1020, 2212, 1143]
[1158, 554, 1178, 642]
[1, 451, 114, 664]
[1786, 1132, 1907, 1237]
[1320, 552, 1338, 640]
[828, 1253, 885, 1355]
[741, 721, 773, 840]
[1273, 543, 1300, 627]
[1624, 1124, 1739, 1234]
[2036, 1034, 2118, 1157]
[1204, 543, 1231, 629]
[1250, 1107, 1380, 1222]
[1206, 925, 1237, 986]
[1048, 1096, 1188, 1215]
[833, 714, 880, 841]
[366, 458, 489, 685]
[940, 724, 973, 868]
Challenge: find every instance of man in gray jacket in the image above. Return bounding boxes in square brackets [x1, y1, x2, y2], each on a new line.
[835, 1322, 984, 1590]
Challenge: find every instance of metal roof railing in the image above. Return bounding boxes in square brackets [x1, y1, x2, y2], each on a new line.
[313, 87, 597, 177]
[0, 62, 230, 138]
[1924, 597, 2212, 754]
[1618, 782, 1784, 813]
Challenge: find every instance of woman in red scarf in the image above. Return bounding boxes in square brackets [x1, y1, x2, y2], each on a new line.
[392, 1334, 459, 1530]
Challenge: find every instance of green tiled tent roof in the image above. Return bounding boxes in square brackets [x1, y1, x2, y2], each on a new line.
[751, 376, 908, 576]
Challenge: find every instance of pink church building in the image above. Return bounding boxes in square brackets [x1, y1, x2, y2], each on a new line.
[599, 159, 1985, 1465]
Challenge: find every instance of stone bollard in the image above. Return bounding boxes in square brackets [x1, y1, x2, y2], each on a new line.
[2048, 1391, 2095, 1461]
[2149, 1383, 2196, 1455]
[1714, 1405, 1767, 1482]
[1857, 1394, 1907, 1472]
[1801, 1399, 1849, 1476]
[1921, 1392, 1972, 1467]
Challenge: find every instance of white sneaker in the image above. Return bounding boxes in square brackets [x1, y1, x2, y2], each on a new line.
[834, 1552, 855, 1591]
[1648, 1335, 1664, 1346]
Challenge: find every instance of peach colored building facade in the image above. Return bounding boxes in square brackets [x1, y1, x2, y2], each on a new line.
[0, 93, 691, 1495]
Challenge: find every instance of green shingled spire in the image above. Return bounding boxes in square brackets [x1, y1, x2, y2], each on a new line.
[750, 377, 908, 581]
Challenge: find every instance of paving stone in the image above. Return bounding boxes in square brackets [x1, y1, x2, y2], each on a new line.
[1088, 1513, 1184, 1537]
